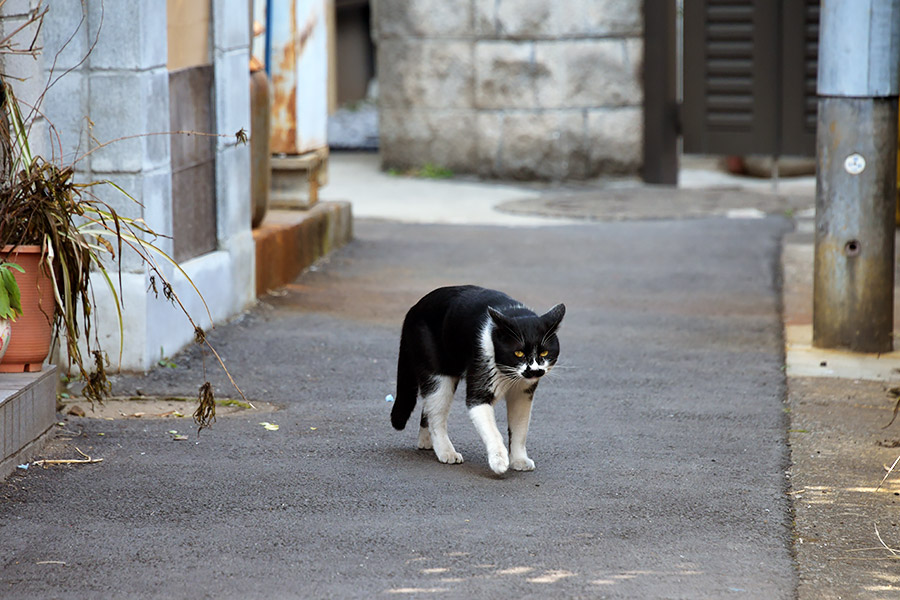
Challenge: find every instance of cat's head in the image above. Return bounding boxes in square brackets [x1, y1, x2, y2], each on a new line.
[487, 303, 566, 381]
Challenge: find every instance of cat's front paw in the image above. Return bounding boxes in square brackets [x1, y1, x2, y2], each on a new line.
[510, 457, 535, 471]
[488, 449, 509, 475]
[436, 449, 464, 464]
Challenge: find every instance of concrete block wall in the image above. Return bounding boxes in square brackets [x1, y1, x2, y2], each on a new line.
[0, 0, 48, 161]
[42, 0, 174, 270]
[31, 0, 257, 371]
[374, 0, 644, 180]
[213, 0, 256, 321]
[40, 0, 89, 165]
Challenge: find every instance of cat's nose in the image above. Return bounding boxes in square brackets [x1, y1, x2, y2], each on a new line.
[523, 368, 545, 379]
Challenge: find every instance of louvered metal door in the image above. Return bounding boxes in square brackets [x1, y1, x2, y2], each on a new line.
[683, 0, 820, 157]
[780, 0, 820, 156]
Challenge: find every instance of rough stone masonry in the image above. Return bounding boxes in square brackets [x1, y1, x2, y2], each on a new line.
[374, 0, 643, 180]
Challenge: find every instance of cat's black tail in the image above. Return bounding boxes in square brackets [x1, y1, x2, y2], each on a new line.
[391, 334, 419, 430]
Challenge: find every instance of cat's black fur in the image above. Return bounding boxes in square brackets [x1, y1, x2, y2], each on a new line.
[392, 285, 565, 474]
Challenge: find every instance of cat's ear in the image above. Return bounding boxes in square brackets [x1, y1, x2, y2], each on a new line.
[487, 306, 516, 333]
[541, 303, 566, 334]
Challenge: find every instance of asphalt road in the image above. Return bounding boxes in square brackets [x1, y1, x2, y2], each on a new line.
[1, 218, 796, 598]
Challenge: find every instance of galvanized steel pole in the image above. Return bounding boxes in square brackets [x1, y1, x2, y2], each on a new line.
[813, 0, 900, 352]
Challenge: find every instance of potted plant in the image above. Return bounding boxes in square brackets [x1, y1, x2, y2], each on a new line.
[0, 259, 24, 363]
[0, 84, 57, 374]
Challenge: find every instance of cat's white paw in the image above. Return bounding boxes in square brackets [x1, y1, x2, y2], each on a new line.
[488, 449, 509, 475]
[436, 449, 464, 464]
[510, 457, 535, 471]
[417, 427, 433, 450]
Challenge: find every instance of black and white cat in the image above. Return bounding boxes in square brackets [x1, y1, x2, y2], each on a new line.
[391, 285, 565, 475]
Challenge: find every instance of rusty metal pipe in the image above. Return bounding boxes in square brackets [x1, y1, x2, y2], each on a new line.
[250, 66, 271, 228]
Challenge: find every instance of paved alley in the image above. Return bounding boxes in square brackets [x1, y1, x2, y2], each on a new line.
[1, 214, 796, 598]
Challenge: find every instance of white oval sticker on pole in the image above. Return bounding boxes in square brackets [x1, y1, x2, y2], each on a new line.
[844, 153, 866, 175]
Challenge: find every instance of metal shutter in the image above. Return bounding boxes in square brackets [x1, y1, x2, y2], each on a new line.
[682, 0, 819, 158]
[780, 0, 820, 156]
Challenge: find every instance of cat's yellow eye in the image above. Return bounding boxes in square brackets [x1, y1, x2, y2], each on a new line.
[514, 350, 525, 358]
[540, 350, 549, 357]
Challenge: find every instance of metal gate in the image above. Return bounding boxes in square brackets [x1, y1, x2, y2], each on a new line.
[682, 0, 820, 158]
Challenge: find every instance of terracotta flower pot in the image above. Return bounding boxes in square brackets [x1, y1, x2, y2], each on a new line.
[0, 245, 53, 372]
[0, 319, 11, 362]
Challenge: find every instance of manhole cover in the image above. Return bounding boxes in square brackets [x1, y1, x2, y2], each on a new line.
[60, 396, 277, 420]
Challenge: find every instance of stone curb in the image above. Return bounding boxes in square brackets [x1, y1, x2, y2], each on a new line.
[253, 202, 354, 297]
[0, 367, 58, 481]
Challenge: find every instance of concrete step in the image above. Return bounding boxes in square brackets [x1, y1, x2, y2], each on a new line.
[253, 202, 353, 296]
[0, 366, 58, 481]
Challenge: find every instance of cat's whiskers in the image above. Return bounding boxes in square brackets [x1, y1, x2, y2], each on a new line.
[497, 365, 522, 380]
[497, 367, 519, 383]
[539, 369, 561, 383]
[491, 365, 527, 397]
[545, 360, 575, 370]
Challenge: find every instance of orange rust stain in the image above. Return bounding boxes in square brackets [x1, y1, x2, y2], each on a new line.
[270, 0, 319, 154]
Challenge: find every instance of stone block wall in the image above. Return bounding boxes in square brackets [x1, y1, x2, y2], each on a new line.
[24, 0, 257, 372]
[374, 0, 644, 180]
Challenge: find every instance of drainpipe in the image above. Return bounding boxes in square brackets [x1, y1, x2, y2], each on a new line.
[813, 0, 900, 352]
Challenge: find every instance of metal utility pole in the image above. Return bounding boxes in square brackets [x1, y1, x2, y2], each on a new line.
[813, 0, 900, 353]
